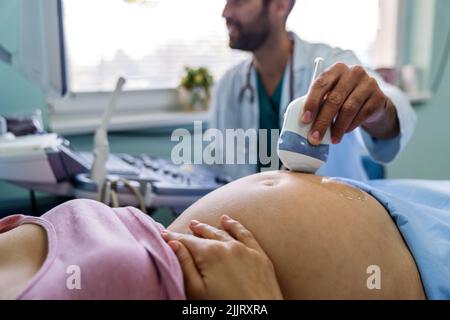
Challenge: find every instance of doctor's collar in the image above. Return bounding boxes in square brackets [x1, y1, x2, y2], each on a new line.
[238, 32, 311, 79]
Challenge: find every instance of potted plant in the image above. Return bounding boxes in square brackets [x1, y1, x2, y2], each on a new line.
[178, 67, 214, 112]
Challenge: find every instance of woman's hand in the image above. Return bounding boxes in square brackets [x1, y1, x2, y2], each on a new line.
[161, 215, 283, 300]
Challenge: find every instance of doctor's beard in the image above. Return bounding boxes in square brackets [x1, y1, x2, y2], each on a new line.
[225, 8, 271, 52]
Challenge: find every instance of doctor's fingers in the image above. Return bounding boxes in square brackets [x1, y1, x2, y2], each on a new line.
[189, 220, 234, 241]
[346, 91, 387, 133]
[220, 215, 265, 254]
[302, 62, 348, 125]
[308, 66, 363, 145]
[331, 77, 375, 142]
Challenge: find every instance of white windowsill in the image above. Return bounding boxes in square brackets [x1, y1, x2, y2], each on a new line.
[49, 110, 211, 135]
[408, 91, 432, 106]
[47, 89, 212, 135]
[48, 87, 429, 136]
[49, 97, 431, 136]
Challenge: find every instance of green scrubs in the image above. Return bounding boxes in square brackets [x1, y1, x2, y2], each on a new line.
[256, 72, 283, 171]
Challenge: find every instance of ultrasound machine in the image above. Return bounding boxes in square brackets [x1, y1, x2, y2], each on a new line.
[0, 132, 230, 215]
[0, 80, 231, 215]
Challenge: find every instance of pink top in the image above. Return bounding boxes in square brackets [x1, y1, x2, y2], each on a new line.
[0, 199, 186, 300]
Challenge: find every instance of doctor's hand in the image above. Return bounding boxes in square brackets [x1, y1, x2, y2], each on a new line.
[161, 215, 283, 300]
[301, 62, 400, 145]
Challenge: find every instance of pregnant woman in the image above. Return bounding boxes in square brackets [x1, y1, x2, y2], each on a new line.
[1, 170, 449, 299]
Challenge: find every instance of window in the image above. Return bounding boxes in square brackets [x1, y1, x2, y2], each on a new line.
[62, 0, 399, 94]
[62, 0, 248, 93]
[287, 0, 400, 69]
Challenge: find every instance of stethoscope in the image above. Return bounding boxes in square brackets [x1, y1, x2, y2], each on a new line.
[238, 36, 296, 105]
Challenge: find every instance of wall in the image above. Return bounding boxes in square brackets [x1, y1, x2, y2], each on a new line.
[387, 0, 450, 179]
[0, 1, 48, 208]
[0, 0, 47, 123]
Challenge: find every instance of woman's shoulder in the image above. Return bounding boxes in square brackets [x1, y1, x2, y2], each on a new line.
[0, 223, 48, 299]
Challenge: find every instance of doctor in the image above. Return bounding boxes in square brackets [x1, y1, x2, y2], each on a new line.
[211, 0, 416, 181]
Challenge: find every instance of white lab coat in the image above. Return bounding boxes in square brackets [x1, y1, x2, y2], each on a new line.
[210, 32, 417, 181]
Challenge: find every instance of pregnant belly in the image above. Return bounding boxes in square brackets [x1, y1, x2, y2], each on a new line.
[169, 171, 425, 299]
